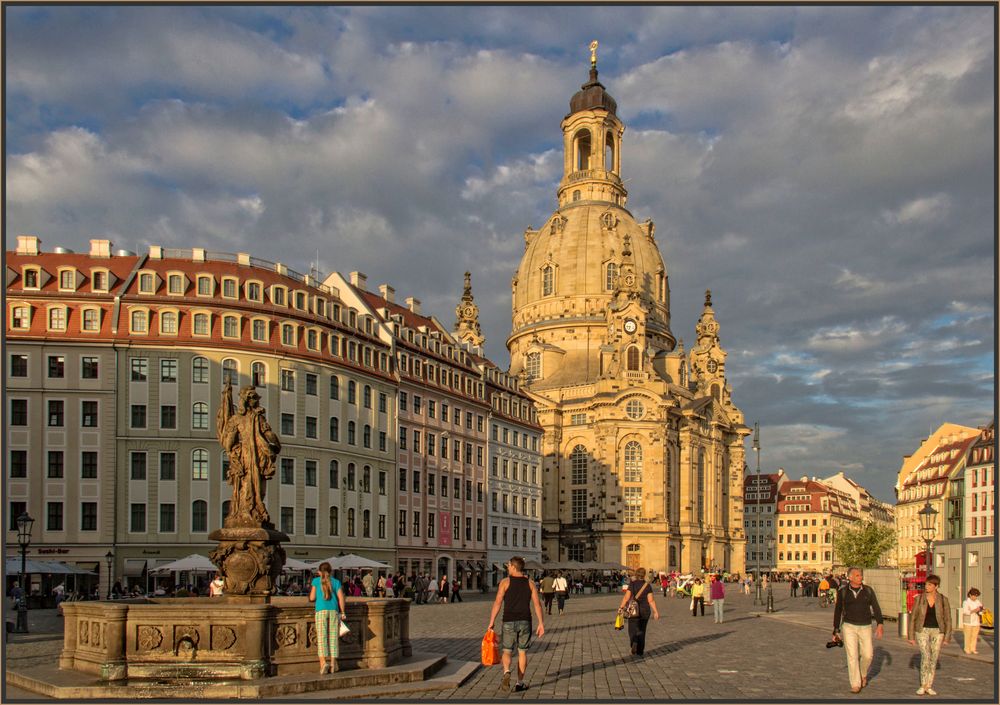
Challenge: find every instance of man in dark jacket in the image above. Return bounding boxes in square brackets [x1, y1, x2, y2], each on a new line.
[832, 567, 885, 694]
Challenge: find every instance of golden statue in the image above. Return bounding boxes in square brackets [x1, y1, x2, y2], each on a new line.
[590, 40, 599, 67]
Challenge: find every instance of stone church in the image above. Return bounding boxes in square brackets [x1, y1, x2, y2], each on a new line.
[506, 53, 749, 574]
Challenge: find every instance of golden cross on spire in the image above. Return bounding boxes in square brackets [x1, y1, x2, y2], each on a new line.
[589, 40, 599, 68]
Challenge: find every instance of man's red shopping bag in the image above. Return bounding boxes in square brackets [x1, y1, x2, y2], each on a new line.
[481, 628, 501, 666]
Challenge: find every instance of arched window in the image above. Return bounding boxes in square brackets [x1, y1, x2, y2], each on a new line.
[329, 460, 339, 488]
[130, 309, 147, 333]
[624, 441, 643, 482]
[605, 131, 615, 172]
[222, 358, 238, 386]
[281, 323, 295, 346]
[329, 375, 339, 400]
[329, 417, 340, 442]
[363, 424, 372, 448]
[329, 506, 339, 536]
[697, 448, 706, 523]
[363, 385, 372, 408]
[525, 353, 541, 381]
[252, 361, 266, 387]
[11, 305, 30, 329]
[160, 311, 178, 334]
[192, 449, 209, 480]
[347, 508, 355, 537]
[347, 463, 356, 490]
[363, 509, 371, 538]
[627, 347, 640, 371]
[571, 445, 588, 484]
[191, 500, 208, 532]
[542, 266, 554, 296]
[223, 315, 239, 338]
[606, 263, 618, 290]
[363, 466, 371, 492]
[252, 319, 268, 342]
[193, 312, 210, 335]
[347, 421, 356, 445]
[192, 402, 209, 430]
[348, 381, 357, 404]
[574, 129, 592, 170]
[192, 357, 209, 384]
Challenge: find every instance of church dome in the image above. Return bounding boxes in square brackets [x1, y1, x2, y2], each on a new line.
[569, 68, 618, 117]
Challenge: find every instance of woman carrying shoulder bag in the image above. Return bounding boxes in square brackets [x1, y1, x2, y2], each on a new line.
[309, 562, 347, 674]
[907, 574, 952, 696]
[617, 567, 660, 657]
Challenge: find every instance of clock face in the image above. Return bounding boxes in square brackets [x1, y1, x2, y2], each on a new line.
[623, 319, 637, 334]
[707, 359, 719, 374]
[464, 305, 475, 318]
[623, 273, 636, 287]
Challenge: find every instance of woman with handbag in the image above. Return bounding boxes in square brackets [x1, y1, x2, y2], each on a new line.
[906, 574, 952, 696]
[309, 562, 347, 675]
[617, 568, 660, 657]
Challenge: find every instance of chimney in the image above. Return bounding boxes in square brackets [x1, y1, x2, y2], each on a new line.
[16, 235, 40, 255]
[379, 284, 395, 303]
[349, 271, 368, 289]
[405, 297, 421, 314]
[89, 239, 113, 258]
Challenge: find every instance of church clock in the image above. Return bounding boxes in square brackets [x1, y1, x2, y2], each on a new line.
[623, 319, 637, 334]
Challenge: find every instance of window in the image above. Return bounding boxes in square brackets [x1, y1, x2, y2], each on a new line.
[571, 489, 587, 521]
[379, 432, 387, 452]
[197, 275, 213, 296]
[130, 309, 148, 333]
[223, 315, 239, 338]
[11, 399, 28, 426]
[305, 507, 317, 535]
[160, 310, 179, 334]
[399, 468, 407, 492]
[81, 502, 98, 531]
[82, 308, 100, 331]
[130, 358, 148, 381]
[428, 474, 436, 496]
[47, 355, 65, 378]
[192, 501, 208, 532]
[329, 506, 339, 536]
[160, 405, 177, 429]
[347, 508, 355, 537]
[379, 471, 387, 495]
[48, 399, 65, 427]
[525, 353, 541, 381]
[624, 487, 643, 522]
[281, 413, 295, 436]
[348, 421, 356, 445]
[399, 510, 407, 536]
[347, 464, 356, 490]
[271, 286, 286, 306]
[348, 381, 357, 404]
[329, 417, 340, 442]
[606, 262, 619, 290]
[279, 323, 296, 346]
[281, 369, 295, 392]
[624, 441, 643, 482]
[306, 416, 318, 439]
[9, 450, 27, 478]
[252, 319, 268, 342]
[427, 513, 435, 538]
[247, 282, 262, 301]
[252, 361, 266, 387]
[305, 373, 318, 396]
[80, 400, 99, 428]
[571, 445, 588, 484]
[542, 265, 554, 296]
[192, 449, 209, 480]
[160, 503, 176, 532]
[193, 313, 210, 335]
[48, 307, 67, 331]
[131, 404, 147, 428]
[192, 402, 209, 430]
[11, 305, 30, 329]
[328, 459, 340, 488]
[47, 502, 64, 531]
[307, 330, 319, 350]
[82, 356, 99, 379]
[159, 452, 176, 481]
[363, 509, 371, 538]
[47, 450, 64, 478]
[413, 470, 420, 493]
[399, 426, 407, 450]
[130, 503, 146, 533]
[222, 278, 237, 298]
[364, 385, 372, 408]
[330, 376, 340, 400]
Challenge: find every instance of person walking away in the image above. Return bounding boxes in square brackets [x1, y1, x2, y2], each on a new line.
[961, 588, 984, 655]
[790, 576, 798, 598]
[690, 578, 705, 616]
[309, 562, 347, 674]
[487, 556, 545, 693]
[832, 566, 885, 694]
[452, 578, 463, 602]
[362, 571, 374, 597]
[438, 574, 450, 604]
[376, 573, 386, 597]
[385, 574, 394, 598]
[209, 573, 225, 597]
[540, 572, 556, 614]
[617, 568, 660, 656]
[552, 572, 569, 615]
[709, 575, 726, 623]
[908, 574, 952, 695]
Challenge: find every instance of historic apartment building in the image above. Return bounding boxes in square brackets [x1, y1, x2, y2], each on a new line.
[743, 470, 788, 574]
[775, 478, 861, 574]
[964, 421, 995, 539]
[894, 422, 981, 571]
[822, 471, 897, 567]
[6, 236, 398, 591]
[505, 58, 749, 573]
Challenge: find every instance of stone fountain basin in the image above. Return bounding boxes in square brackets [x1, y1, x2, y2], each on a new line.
[59, 596, 411, 681]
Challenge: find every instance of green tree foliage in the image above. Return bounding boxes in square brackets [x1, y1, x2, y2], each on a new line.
[833, 521, 897, 568]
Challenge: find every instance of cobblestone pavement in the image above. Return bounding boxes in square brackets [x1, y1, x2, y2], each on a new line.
[5, 593, 996, 701]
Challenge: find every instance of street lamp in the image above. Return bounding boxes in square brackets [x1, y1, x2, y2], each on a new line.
[752, 422, 762, 606]
[917, 501, 938, 579]
[765, 534, 775, 613]
[105, 551, 114, 599]
[14, 512, 34, 633]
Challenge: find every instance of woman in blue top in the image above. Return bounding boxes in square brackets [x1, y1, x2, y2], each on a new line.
[310, 562, 347, 674]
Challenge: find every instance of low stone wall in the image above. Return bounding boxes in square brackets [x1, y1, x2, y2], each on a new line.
[60, 597, 411, 680]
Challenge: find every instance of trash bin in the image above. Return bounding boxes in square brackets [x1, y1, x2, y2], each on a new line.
[898, 611, 909, 638]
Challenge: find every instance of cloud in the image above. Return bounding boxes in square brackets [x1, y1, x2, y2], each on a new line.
[881, 193, 951, 225]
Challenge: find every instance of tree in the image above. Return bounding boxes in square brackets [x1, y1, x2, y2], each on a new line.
[833, 521, 897, 569]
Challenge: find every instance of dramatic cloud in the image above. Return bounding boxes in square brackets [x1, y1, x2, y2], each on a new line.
[5, 5, 994, 501]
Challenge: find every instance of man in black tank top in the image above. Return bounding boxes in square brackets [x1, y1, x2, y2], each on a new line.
[488, 556, 546, 693]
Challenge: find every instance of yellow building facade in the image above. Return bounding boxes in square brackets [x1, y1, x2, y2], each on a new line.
[507, 57, 749, 574]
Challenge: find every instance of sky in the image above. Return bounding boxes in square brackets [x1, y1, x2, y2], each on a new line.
[5, 5, 995, 503]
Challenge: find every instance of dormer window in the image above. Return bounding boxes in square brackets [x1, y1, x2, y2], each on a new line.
[315, 298, 326, 317]
[11, 304, 31, 329]
[251, 318, 268, 342]
[294, 291, 306, 310]
[281, 323, 296, 346]
[58, 269, 76, 291]
[23, 268, 40, 289]
[192, 312, 211, 336]
[271, 286, 286, 306]
[525, 352, 541, 381]
[160, 310, 179, 335]
[138, 272, 156, 294]
[130, 309, 149, 333]
[196, 275, 213, 296]
[167, 274, 185, 295]
[91, 270, 109, 292]
[81, 308, 101, 332]
[222, 315, 240, 339]
[307, 329, 319, 351]
[222, 277, 238, 299]
[349, 310, 357, 328]
[246, 281, 262, 302]
[48, 306, 68, 331]
[332, 303, 341, 321]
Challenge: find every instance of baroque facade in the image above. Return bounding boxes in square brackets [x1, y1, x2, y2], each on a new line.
[506, 60, 749, 573]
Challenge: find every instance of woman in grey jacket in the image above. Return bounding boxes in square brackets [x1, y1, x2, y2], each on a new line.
[906, 574, 952, 696]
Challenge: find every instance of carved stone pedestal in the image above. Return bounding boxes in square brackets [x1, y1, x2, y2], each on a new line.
[209, 526, 289, 599]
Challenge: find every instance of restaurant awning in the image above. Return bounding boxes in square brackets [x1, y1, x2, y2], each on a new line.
[5, 558, 64, 575]
[123, 559, 148, 577]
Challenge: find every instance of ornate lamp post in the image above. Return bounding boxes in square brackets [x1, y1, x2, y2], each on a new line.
[917, 502, 938, 579]
[15, 511, 34, 633]
[105, 550, 114, 599]
[752, 422, 762, 606]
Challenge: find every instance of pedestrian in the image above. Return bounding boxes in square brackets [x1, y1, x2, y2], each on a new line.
[790, 576, 798, 597]
[709, 574, 726, 623]
[438, 574, 450, 604]
[832, 566, 885, 694]
[209, 573, 225, 597]
[617, 568, 660, 656]
[112, 580, 124, 598]
[961, 587, 984, 655]
[376, 573, 386, 597]
[690, 578, 705, 616]
[309, 562, 346, 675]
[487, 556, 545, 693]
[660, 573, 669, 597]
[540, 572, 556, 614]
[907, 574, 952, 695]
[552, 571, 569, 615]
[451, 578, 463, 603]
[362, 571, 374, 597]
[385, 574, 394, 598]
